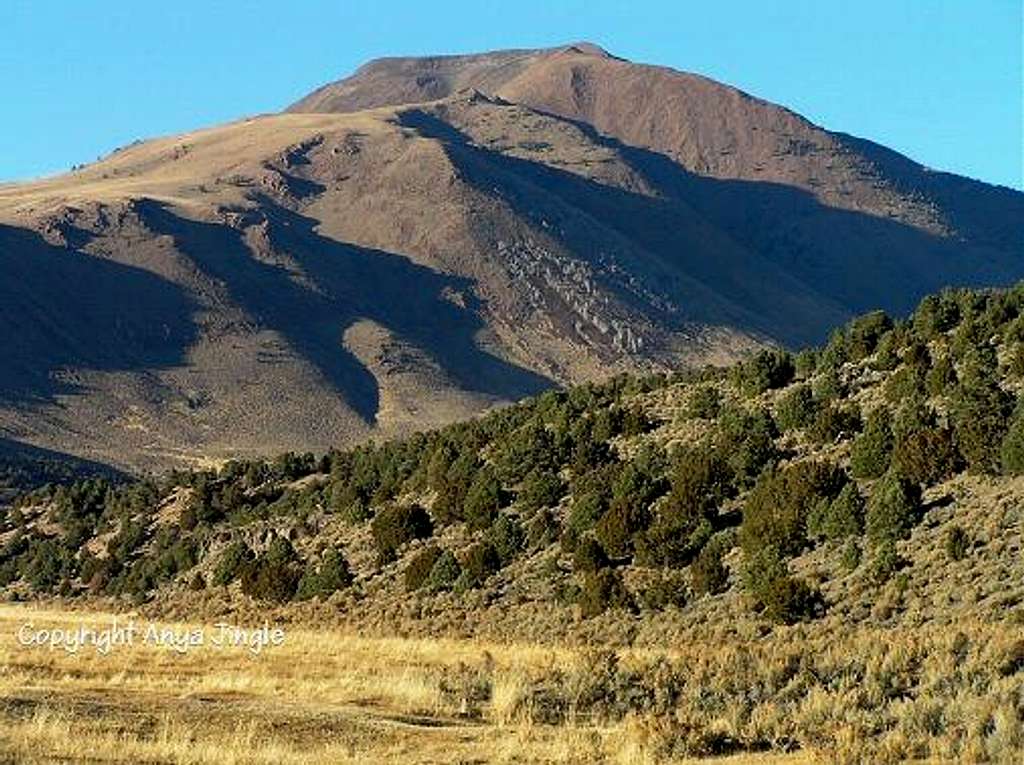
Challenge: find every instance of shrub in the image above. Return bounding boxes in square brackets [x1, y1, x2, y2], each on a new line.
[212, 541, 254, 587]
[902, 338, 932, 379]
[808, 481, 865, 542]
[495, 421, 558, 482]
[464, 468, 505, 530]
[404, 544, 443, 591]
[1006, 315, 1024, 343]
[595, 502, 647, 559]
[639, 571, 689, 611]
[526, 508, 560, 550]
[925, 354, 957, 395]
[865, 471, 921, 543]
[892, 426, 960, 486]
[846, 310, 893, 360]
[945, 525, 970, 562]
[107, 520, 148, 565]
[850, 409, 893, 479]
[264, 536, 298, 567]
[819, 328, 848, 371]
[690, 535, 730, 596]
[808, 403, 861, 445]
[638, 446, 724, 569]
[567, 486, 608, 534]
[518, 469, 563, 513]
[740, 461, 846, 557]
[732, 349, 795, 396]
[578, 568, 633, 618]
[668, 448, 734, 506]
[331, 484, 372, 524]
[240, 558, 300, 603]
[716, 406, 778, 487]
[594, 460, 666, 558]
[371, 503, 433, 563]
[686, 385, 722, 419]
[913, 292, 960, 338]
[573, 536, 609, 573]
[22, 539, 76, 592]
[950, 316, 985, 359]
[891, 396, 934, 442]
[456, 541, 501, 591]
[868, 538, 905, 585]
[489, 514, 525, 565]
[426, 550, 461, 592]
[1009, 344, 1024, 379]
[884, 367, 925, 404]
[951, 349, 1014, 474]
[150, 536, 198, 581]
[570, 429, 613, 474]
[841, 539, 862, 571]
[425, 441, 458, 491]
[1000, 401, 1024, 475]
[635, 511, 713, 568]
[872, 331, 901, 371]
[775, 384, 817, 432]
[296, 548, 353, 600]
[812, 369, 844, 402]
[794, 349, 819, 379]
[619, 405, 653, 437]
[431, 483, 464, 526]
[742, 546, 821, 624]
[179, 504, 198, 532]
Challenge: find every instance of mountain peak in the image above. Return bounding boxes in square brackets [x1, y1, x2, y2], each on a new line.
[557, 41, 615, 58]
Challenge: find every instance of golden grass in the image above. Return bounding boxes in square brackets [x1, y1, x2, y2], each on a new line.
[0, 603, 1020, 763]
[0, 111, 392, 215]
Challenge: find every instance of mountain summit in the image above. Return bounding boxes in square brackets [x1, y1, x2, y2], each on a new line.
[1, 43, 1021, 472]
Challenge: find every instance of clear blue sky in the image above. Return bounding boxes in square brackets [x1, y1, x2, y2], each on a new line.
[2, 0, 1021, 189]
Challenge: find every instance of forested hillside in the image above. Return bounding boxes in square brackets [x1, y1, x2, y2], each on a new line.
[2, 283, 1022, 628]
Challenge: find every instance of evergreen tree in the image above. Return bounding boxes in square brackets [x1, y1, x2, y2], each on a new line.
[850, 408, 893, 479]
[951, 347, 1013, 474]
[865, 471, 921, 543]
[1000, 399, 1024, 476]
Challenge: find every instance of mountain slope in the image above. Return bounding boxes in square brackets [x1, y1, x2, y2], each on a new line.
[292, 43, 1023, 311]
[1, 43, 1021, 472]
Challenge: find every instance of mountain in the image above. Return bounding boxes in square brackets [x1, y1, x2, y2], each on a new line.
[1, 43, 1021, 472]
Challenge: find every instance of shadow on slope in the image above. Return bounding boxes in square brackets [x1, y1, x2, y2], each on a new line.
[134, 200, 552, 425]
[833, 131, 1024, 253]
[0, 224, 198, 404]
[400, 108, 1023, 346]
[0, 437, 128, 503]
[612, 137, 1024, 318]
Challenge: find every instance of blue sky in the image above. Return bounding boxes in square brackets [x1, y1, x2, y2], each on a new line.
[2, 1, 1021, 189]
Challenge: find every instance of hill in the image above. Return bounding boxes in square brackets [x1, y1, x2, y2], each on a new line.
[2, 284, 1024, 762]
[1, 43, 1021, 473]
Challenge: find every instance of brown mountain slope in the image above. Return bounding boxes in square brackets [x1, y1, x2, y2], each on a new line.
[293, 43, 1023, 311]
[0, 44, 1021, 473]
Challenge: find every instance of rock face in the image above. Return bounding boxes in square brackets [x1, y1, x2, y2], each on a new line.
[0, 43, 1021, 472]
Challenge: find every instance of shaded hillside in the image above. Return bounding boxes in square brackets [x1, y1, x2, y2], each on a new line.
[0, 43, 1020, 472]
[0, 439, 126, 506]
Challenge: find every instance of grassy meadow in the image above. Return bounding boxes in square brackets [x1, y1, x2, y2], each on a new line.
[0, 603, 1020, 764]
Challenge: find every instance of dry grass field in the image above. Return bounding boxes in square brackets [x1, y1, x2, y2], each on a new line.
[0, 603, 1019, 764]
